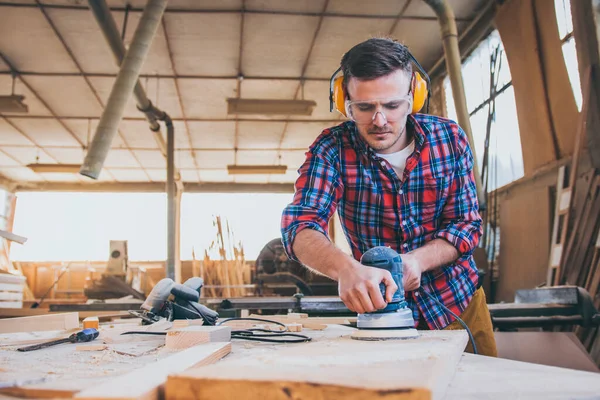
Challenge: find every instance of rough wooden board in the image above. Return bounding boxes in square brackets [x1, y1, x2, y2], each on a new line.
[495, 0, 557, 173]
[75, 342, 231, 400]
[446, 353, 600, 400]
[0, 312, 79, 334]
[167, 328, 467, 400]
[165, 326, 231, 350]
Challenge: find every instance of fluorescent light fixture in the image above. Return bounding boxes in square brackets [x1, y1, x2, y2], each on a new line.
[227, 98, 316, 116]
[0, 95, 28, 113]
[27, 163, 81, 173]
[227, 165, 288, 175]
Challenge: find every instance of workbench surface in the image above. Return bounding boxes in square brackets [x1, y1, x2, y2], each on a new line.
[0, 323, 599, 399]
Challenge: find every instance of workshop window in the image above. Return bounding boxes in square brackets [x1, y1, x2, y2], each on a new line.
[555, 0, 582, 110]
[444, 30, 524, 192]
[10, 192, 292, 262]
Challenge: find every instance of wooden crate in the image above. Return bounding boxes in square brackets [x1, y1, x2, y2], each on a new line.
[0, 273, 25, 308]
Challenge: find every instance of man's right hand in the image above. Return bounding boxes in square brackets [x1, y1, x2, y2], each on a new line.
[338, 262, 399, 314]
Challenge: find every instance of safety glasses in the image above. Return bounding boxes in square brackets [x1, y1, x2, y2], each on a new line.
[345, 95, 412, 124]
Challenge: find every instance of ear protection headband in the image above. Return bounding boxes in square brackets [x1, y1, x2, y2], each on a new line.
[329, 51, 430, 117]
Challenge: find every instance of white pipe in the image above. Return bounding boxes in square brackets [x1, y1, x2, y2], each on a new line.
[423, 0, 486, 209]
[81, 0, 168, 179]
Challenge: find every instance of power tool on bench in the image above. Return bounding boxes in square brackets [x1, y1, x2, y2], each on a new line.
[356, 246, 418, 338]
[131, 277, 219, 325]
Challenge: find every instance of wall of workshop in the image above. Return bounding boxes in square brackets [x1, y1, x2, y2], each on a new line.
[486, 0, 585, 302]
[495, 0, 579, 173]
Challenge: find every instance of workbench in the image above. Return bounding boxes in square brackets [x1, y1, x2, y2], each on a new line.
[0, 323, 598, 399]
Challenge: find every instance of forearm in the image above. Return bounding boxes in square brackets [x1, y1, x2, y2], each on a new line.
[292, 228, 357, 281]
[405, 239, 459, 273]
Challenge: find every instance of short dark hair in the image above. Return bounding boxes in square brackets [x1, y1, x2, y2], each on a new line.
[340, 38, 412, 92]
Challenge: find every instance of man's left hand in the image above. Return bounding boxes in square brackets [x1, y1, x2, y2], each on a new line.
[401, 253, 423, 291]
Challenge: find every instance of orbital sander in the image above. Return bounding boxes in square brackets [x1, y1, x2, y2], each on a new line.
[352, 246, 419, 341]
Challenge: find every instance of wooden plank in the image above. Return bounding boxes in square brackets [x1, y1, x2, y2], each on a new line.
[446, 353, 600, 400]
[547, 166, 566, 285]
[0, 274, 26, 284]
[0, 283, 23, 292]
[0, 301, 22, 308]
[498, 185, 551, 302]
[0, 229, 27, 244]
[166, 326, 231, 350]
[0, 292, 23, 301]
[75, 342, 231, 400]
[166, 329, 467, 400]
[495, 0, 557, 174]
[0, 312, 79, 334]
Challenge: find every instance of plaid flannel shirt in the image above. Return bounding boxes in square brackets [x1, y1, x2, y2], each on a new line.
[281, 114, 482, 330]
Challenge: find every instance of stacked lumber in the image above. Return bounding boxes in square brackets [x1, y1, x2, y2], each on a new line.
[0, 273, 26, 308]
[560, 171, 600, 290]
[563, 171, 600, 366]
[197, 216, 252, 298]
[553, 66, 600, 366]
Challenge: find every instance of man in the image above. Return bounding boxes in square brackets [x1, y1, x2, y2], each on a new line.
[280, 38, 496, 356]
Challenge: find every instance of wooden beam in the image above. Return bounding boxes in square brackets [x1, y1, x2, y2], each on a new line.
[75, 342, 231, 400]
[0, 312, 79, 334]
[571, 0, 600, 168]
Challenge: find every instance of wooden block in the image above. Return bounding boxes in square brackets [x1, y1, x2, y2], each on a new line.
[286, 313, 308, 319]
[75, 342, 231, 400]
[76, 344, 107, 351]
[0, 312, 79, 334]
[285, 323, 302, 332]
[172, 319, 204, 329]
[166, 326, 231, 350]
[83, 316, 99, 330]
[167, 329, 467, 400]
[302, 322, 327, 330]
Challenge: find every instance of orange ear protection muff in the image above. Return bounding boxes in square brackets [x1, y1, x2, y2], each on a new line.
[329, 51, 431, 117]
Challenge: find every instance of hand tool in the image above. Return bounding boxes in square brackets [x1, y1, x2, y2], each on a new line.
[354, 246, 418, 339]
[135, 277, 219, 325]
[17, 328, 99, 352]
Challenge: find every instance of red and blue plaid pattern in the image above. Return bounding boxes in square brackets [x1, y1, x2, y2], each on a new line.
[281, 114, 482, 329]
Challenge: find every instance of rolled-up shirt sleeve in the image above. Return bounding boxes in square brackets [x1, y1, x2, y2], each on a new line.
[433, 127, 482, 256]
[281, 142, 343, 261]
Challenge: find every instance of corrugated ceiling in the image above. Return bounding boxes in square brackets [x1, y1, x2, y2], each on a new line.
[0, 0, 489, 187]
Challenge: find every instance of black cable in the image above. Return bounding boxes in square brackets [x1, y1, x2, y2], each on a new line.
[419, 288, 478, 355]
[230, 334, 310, 344]
[218, 317, 287, 329]
[219, 317, 312, 343]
